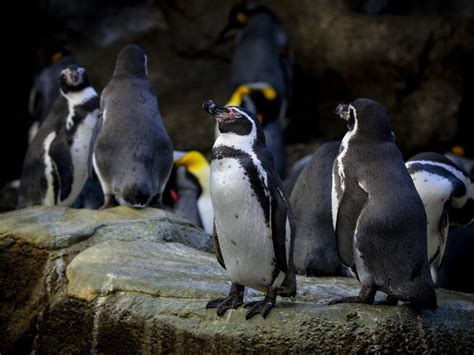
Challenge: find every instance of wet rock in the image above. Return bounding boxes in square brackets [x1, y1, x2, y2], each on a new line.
[0, 206, 211, 353]
[0, 206, 211, 251]
[1, 207, 473, 353]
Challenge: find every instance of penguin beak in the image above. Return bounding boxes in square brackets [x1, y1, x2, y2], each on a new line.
[202, 100, 236, 122]
[335, 104, 350, 121]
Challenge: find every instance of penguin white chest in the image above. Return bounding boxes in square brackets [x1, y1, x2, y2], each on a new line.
[59, 110, 99, 206]
[331, 135, 350, 229]
[409, 170, 452, 260]
[210, 157, 276, 292]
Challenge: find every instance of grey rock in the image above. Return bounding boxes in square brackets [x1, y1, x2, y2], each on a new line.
[1, 207, 473, 353]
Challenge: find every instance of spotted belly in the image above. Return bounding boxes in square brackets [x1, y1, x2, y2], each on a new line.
[211, 157, 278, 292]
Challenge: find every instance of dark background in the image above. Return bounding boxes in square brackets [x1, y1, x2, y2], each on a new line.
[1, 0, 473, 188]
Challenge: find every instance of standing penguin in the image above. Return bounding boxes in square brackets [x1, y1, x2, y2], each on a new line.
[290, 141, 349, 276]
[331, 98, 436, 308]
[202, 100, 296, 320]
[223, 2, 292, 177]
[406, 152, 473, 282]
[93, 44, 173, 208]
[18, 66, 100, 208]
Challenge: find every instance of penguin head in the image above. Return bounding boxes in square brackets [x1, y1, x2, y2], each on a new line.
[59, 66, 90, 94]
[336, 98, 393, 142]
[114, 44, 148, 77]
[226, 1, 270, 29]
[202, 99, 262, 137]
[175, 151, 210, 191]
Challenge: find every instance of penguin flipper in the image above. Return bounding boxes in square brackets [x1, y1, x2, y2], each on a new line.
[335, 180, 368, 268]
[437, 208, 450, 270]
[271, 187, 289, 274]
[88, 111, 103, 178]
[49, 137, 74, 201]
[213, 221, 226, 269]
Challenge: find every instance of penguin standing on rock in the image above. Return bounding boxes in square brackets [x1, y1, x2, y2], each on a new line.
[406, 152, 473, 283]
[202, 100, 296, 320]
[330, 98, 436, 309]
[93, 44, 173, 208]
[18, 66, 100, 208]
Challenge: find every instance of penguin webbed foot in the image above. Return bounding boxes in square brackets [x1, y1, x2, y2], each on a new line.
[244, 287, 277, 320]
[101, 194, 118, 209]
[374, 294, 398, 306]
[206, 283, 244, 317]
[328, 285, 376, 305]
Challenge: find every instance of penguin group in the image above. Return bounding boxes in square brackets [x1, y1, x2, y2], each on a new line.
[9, 1, 474, 321]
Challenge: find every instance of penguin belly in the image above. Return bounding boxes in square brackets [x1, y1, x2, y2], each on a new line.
[197, 194, 214, 234]
[410, 171, 452, 260]
[59, 111, 99, 206]
[211, 157, 279, 292]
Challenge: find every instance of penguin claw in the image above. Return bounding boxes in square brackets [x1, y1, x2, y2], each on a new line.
[245, 299, 275, 320]
[243, 300, 260, 309]
[206, 296, 243, 317]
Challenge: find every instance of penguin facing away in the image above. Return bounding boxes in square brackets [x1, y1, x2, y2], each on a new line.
[93, 44, 173, 208]
[331, 98, 436, 309]
[202, 100, 296, 320]
[406, 152, 474, 283]
[290, 141, 349, 276]
[18, 66, 100, 208]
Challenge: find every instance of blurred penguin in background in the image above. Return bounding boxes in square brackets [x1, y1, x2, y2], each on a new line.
[445, 145, 474, 176]
[164, 151, 213, 234]
[220, 1, 292, 177]
[29, 45, 77, 141]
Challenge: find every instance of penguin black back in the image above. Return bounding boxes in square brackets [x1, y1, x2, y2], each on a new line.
[114, 44, 148, 77]
[331, 98, 436, 309]
[93, 44, 173, 208]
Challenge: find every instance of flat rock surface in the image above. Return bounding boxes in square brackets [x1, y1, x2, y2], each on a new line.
[0, 206, 212, 251]
[1, 207, 473, 353]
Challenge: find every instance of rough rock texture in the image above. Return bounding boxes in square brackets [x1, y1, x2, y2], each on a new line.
[0, 206, 211, 353]
[266, 0, 474, 153]
[70, 0, 474, 159]
[1, 207, 473, 353]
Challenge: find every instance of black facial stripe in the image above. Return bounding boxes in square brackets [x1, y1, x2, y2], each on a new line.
[63, 81, 90, 93]
[407, 163, 467, 198]
[66, 95, 100, 145]
[218, 117, 253, 135]
[212, 145, 270, 225]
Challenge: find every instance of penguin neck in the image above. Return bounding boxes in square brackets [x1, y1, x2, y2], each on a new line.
[113, 67, 147, 78]
[214, 131, 256, 156]
[61, 87, 98, 107]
